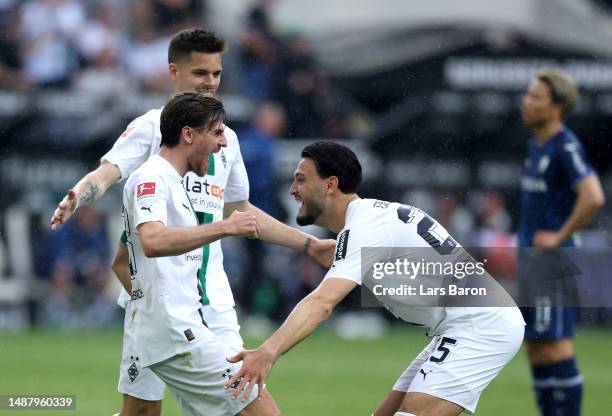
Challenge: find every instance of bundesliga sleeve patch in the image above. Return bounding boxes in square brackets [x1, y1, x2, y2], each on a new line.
[335, 230, 350, 261]
[137, 182, 156, 199]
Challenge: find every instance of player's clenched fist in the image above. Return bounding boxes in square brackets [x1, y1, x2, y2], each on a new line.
[223, 210, 260, 239]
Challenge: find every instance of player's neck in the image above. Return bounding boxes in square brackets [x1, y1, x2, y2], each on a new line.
[320, 194, 359, 233]
[159, 147, 189, 177]
[533, 121, 563, 146]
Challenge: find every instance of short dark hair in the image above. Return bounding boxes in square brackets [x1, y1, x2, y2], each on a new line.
[301, 141, 362, 193]
[168, 28, 226, 64]
[160, 92, 226, 148]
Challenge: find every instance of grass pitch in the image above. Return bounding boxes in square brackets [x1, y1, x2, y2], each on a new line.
[0, 326, 611, 415]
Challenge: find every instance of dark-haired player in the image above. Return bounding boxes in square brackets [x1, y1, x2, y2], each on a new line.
[226, 141, 525, 416]
[121, 91, 280, 416]
[519, 68, 605, 416]
[50, 29, 333, 416]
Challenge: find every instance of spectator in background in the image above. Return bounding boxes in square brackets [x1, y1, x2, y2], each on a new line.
[43, 206, 114, 327]
[151, 0, 204, 36]
[236, 102, 286, 315]
[239, 0, 281, 101]
[275, 31, 323, 138]
[240, 102, 286, 215]
[0, 9, 30, 90]
[19, 0, 85, 87]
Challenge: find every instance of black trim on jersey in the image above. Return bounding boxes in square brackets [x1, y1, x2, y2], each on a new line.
[197, 308, 208, 328]
[335, 230, 350, 261]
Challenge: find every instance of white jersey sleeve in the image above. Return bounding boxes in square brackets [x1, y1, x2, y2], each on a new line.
[129, 173, 169, 227]
[325, 221, 391, 285]
[102, 109, 161, 180]
[223, 128, 250, 203]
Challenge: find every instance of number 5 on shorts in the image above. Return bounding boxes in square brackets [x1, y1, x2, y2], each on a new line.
[429, 337, 457, 363]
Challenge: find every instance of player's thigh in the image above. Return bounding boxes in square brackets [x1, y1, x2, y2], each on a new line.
[150, 337, 259, 416]
[406, 326, 523, 414]
[237, 388, 281, 416]
[522, 306, 576, 341]
[399, 392, 463, 416]
[118, 311, 166, 402]
[372, 390, 406, 416]
[373, 339, 439, 416]
[120, 394, 161, 416]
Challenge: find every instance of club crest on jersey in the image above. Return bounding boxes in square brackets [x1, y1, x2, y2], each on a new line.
[220, 150, 227, 168]
[538, 156, 550, 174]
[335, 230, 350, 261]
[137, 182, 156, 199]
[128, 362, 139, 382]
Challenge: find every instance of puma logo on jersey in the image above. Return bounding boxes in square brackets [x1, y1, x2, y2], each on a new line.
[419, 369, 433, 380]
[140, 206, 151, 213]
[182, 203, 191, 212]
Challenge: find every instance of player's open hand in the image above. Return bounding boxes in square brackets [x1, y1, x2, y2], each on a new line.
[224, 210, 260, 239]
[308, 238, 336, 268]
[50, 189, 78, 231]
[225, 345, 276, 401]
[533, 230, 562, 249]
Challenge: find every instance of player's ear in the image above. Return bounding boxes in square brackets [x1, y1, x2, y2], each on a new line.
[168, 63, 178, 82]
[182, 126, 194, 144]
[326, 176, 339, 195]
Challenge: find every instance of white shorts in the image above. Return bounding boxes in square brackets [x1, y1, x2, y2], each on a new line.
[118, 303, 243, 401]
[392, 325, 524, 414]
[149, 335, 258, 416]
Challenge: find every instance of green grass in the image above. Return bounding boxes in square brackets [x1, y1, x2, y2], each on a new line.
[0, 327, 611, 415]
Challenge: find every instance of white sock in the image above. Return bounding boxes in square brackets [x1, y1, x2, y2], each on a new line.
[394, 412, 417, 416]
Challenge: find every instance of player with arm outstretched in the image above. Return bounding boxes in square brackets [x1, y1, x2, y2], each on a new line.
[226, 142, 525, 416]
[50, 28, 334, 416]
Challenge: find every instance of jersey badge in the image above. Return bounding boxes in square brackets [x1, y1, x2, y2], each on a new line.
[137, 182, 156, 199]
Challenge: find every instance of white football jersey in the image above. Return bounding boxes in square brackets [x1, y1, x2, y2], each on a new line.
[104, 108, 249, 308]
[325, 198, 525, 336]
[123, 155, 212, 367]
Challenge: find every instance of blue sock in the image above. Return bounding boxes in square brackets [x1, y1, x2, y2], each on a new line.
[532, 358, 583, 416]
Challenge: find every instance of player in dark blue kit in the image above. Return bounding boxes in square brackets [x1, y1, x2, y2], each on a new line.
[519, 68, 605, 416]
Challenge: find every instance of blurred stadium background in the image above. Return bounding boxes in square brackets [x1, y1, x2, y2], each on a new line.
[0, 0, 611, 414]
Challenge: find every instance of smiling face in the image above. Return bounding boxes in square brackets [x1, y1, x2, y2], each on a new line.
[170, 52, 222, 95]
[521, 78, 560, 129]
[186, 120, 227, 176]
[289, 158, 329, 226]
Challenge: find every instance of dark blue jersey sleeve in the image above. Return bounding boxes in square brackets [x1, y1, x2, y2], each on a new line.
[558, 140, 595, 188]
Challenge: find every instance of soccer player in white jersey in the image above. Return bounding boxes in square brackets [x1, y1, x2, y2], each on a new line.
[123, 91, 278, 416]
[50, 29, 333, 416]
[226, 141, 526, 416]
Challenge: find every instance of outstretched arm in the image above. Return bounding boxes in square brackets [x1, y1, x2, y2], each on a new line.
[51, 161, 121, 230]
[224, 200, 336, 267]
[225, 278, 357, 400]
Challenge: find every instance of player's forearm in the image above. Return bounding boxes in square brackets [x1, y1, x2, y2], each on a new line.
[73, 162, 121, 209]
[558, 177, 605, 242]
[248, 203, 314, 251]
[140, 222, 229, 257]
[263, 293, 334, 359]
[558, 194, 604, 242]
[113, 264, 132, 293]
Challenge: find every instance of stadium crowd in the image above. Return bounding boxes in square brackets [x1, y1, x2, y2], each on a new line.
[0, 0, 609, 331]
